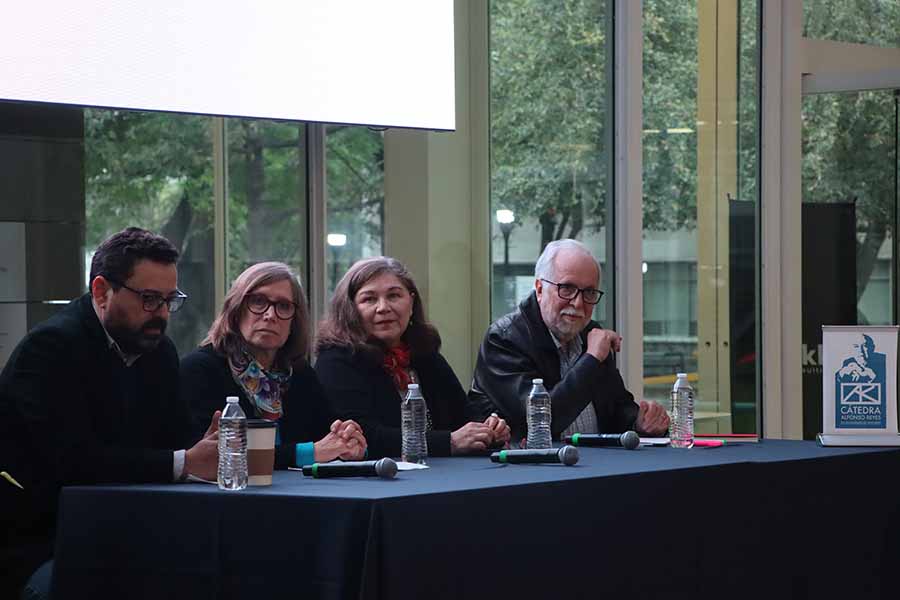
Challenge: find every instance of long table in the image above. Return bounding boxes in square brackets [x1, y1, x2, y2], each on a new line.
[51, 441, 900, 600]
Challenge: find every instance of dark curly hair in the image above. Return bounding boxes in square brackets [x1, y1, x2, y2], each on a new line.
[316, 256, 440, 361]
[89, 227, 180, 286]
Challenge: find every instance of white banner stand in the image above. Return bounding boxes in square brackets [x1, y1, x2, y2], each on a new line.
[818, 325, 900, 447]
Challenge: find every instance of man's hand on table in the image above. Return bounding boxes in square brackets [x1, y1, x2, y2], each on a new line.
[185, 411, 220, 481]
[635, 400, 669, 436]
[484, 413, 511, 448]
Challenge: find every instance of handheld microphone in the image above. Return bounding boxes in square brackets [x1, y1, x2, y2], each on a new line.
[490, 446, 579, 466]
[564, 431, 640, 450]
[301, 458, 398, 479]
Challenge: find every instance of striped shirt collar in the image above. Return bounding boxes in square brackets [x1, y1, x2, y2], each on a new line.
[549, 330, 599, 436]
[549, 330, 583, 369]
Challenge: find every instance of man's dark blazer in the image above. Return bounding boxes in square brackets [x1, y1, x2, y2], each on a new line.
[180, 344, 336, 468]
[0, 293, 188, 593]
[468, 292, 638, 441]
[315, 345, 468, 458]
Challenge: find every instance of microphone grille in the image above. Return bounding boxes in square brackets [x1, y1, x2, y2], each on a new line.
[621, 430, 640, 450]
[375, 458, 398, 479]
[558, 445, 579, 466]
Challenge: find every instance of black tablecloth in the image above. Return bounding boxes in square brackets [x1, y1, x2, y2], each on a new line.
[51, 441, 900, 600]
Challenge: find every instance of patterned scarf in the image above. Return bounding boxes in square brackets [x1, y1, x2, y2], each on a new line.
[382, 342, 412, 392]
[228, 344, 292, 420]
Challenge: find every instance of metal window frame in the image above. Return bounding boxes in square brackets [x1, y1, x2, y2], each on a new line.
[613, 0, 644, 392]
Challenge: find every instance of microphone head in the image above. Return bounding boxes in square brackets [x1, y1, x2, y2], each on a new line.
[375, 457, 398, 479]
[557, 445, 579, 466]
[621, 430, 640, 450]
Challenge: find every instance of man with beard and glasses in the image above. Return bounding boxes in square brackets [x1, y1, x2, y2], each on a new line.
[468, 239, 669, 445]
[0, 227, 219, 598]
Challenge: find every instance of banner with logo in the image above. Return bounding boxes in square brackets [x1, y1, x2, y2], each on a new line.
[822, 326, 898, 437]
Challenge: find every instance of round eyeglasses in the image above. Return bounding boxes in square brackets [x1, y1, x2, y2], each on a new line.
[245, 294, 297, 320]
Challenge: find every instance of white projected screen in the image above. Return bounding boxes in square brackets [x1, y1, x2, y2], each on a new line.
[0, 1, 455, 130]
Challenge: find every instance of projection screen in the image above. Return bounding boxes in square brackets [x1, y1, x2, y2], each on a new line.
[0, 0, 456, 130]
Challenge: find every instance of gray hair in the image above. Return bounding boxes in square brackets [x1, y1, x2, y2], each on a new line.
[534, 239, 601, 281]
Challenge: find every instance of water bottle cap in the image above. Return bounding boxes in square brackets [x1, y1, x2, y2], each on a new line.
[226, 396, 240, 403]
[407, 384, 420, 390]
[532, 378, 544, 384]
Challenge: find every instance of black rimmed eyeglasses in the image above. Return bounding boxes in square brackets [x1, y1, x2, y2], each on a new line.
[105, 277, 188, 313]
[540, 279, 604, 305]
[244, 293, 297, 320]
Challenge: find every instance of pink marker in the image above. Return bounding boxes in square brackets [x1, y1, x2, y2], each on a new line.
[692, 439, 724, 448]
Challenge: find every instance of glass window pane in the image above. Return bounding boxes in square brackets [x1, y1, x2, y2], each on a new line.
[643, 0, 760, 434]
[804, 0, 900, 47]
[84, 108, 215, 356]
[325, 125, 385, 296]
[643, 0, 700, 415]
[489, 0, 612, 324]
[226, 119, 308, 284]
[800, 89, 898, 438]
[802, 90, 896, 325]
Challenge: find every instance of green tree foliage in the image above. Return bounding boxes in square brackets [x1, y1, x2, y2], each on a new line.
[491, 0, 751, 248]
[643, 0, 700, 231]
[85, 109, 214, 353]
[226, 119, 307, 283]
[84, 109, 213, 250]
[803, 0, 899, 313]
[802, 90, 897, 312]
[490, 0, 610, 251]
[738, 0, 760, 205]
[85, 109, 384, 352]
[325, 125, 384, 293]
[803, 0, 900, 46]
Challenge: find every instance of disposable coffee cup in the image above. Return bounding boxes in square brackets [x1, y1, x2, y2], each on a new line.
[246, 419, 277, 486]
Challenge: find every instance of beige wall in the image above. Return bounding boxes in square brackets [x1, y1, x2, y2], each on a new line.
[384, 0, 489, 387]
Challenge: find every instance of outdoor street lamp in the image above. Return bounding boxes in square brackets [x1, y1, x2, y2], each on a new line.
[327, 233, 347, 287]
[496, 209, 515, 273]
[327, 233, 347, 247]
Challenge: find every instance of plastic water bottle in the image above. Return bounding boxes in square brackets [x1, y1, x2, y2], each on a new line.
[218, 396, 248, 490]
[401, 384, 428, 464]
[670, 373, 694, 449]
[526, 378, 552, 449]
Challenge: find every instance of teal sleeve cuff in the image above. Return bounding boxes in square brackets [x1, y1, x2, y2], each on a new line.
[295, 442, 316, 467]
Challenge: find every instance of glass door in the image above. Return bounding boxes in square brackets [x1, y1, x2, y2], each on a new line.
[642, 0, 761, 434]
[800, 89, 900, 439]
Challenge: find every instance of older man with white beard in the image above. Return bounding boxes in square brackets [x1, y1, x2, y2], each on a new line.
[468, 239, 669, 443]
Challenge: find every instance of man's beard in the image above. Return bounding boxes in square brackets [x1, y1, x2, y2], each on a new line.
[104, 314, 168, 355]
[550, 309, 587, 342]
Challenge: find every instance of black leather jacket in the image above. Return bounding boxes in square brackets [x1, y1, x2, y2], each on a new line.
[468, 292, 638, 441]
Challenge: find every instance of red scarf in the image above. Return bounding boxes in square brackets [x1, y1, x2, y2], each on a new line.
[382, 343, 412, 392]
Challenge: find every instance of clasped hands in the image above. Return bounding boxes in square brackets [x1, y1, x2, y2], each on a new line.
[314, 419, 368, 462]
[183, 412, 370, 480]
[451, 413, 511, 455]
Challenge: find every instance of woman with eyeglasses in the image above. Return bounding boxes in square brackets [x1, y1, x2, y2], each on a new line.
[315, 256, 510, 459]
[181, 262, 366, 469]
